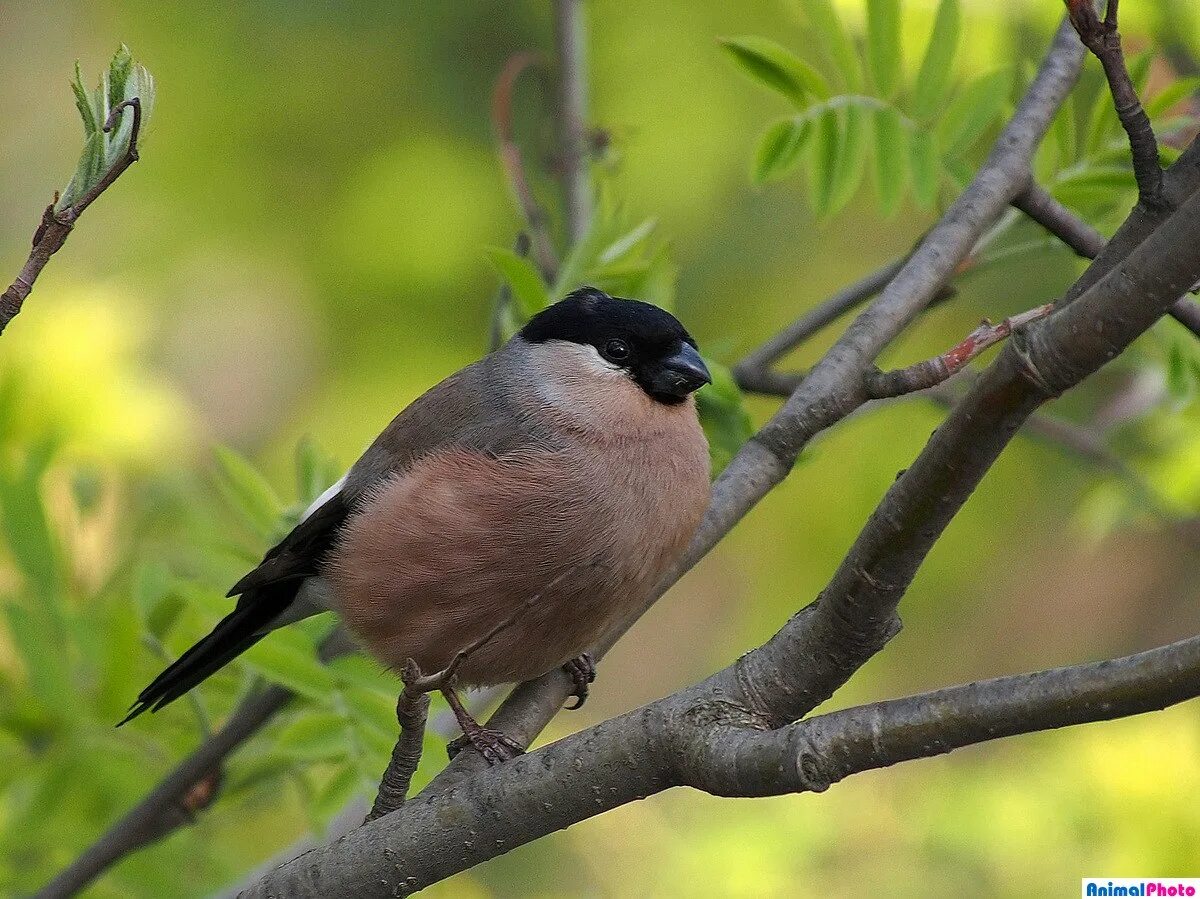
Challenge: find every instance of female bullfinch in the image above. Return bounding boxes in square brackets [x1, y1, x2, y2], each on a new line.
[124, 287, 712, 761]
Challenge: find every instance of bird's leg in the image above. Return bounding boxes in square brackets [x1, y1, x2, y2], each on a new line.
[442, 686, 524, 764]
[562, 652, 596, 710]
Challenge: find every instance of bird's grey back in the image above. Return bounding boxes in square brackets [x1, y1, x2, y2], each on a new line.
[343, 342, 561, 502]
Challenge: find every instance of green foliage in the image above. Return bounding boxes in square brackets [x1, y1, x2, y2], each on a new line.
[719, 36, 830, 106]
[728, 0, 982, 216]
[58, 46, 155, 211]
[728, 0, 1197, 237]
[696, 361, 754, 471]
[0, 413, 419, 893]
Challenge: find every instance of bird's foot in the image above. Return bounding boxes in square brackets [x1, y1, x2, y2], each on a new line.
[563, 652, 597, 710]
[446, 726, 524, 764]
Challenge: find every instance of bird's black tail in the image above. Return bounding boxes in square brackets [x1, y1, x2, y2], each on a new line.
[119, 584, 296, 725]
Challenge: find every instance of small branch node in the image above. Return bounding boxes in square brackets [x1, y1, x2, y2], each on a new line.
[866, 304, 1055, 399]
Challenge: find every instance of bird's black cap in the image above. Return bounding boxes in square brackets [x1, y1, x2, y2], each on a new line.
[521, 287, 709, 403]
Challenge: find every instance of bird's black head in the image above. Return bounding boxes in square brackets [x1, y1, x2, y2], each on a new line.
[520, 287, 711, 404]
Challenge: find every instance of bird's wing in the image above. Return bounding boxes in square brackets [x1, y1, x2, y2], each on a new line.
[227, 353, 554, 598]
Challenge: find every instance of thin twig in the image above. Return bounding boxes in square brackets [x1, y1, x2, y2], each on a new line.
[866, 304, 1055, 398]
[733, 251, 961, 386]
[365, 567, 579, 820]
[554, 0, 592, 243]
[0, 97, 143, 335]
[1066, 0, 1165, 207]
[491, 53, 558, 279]
[365, 664, 430, 823]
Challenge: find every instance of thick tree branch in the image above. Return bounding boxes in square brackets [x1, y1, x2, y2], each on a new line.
[0, 99, 142, 336]
[680, 634, 1200, 797]
[762, 168, 1200, 729]
[247, 155, 1200, 899]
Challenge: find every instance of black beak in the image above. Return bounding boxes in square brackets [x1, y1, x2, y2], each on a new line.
[649, 343, 711, 400]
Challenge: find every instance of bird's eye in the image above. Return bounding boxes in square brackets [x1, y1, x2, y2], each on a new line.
[603, 338, 631, 362]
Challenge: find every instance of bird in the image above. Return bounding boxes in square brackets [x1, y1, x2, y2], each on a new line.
[121, 286, 713, 761]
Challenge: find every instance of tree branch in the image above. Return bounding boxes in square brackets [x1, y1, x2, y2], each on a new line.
[0, 98, 143, 336]
[365, 666, 430, 823]
[246, 149, 1200, 898]
[865, 304, 1054, 399]
[554, 0, 592, 244]
[680, 634, 1200, 797]
[1066, 0, 1165, 207]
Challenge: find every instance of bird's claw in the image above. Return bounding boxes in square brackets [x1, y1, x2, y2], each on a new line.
[563, 652, 597, 710]
[447, 727, 524, 765]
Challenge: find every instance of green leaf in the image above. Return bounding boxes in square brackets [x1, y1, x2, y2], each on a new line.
[57, 48, 154, 213]
[106, 44, 133, 115]
[242, 630, 335, 702]
[754, 116, 812, 184]
[485, 247, 550, 321]
[4, 604, 72, 711]
[829, 104, 869, 214]
[797, 0, 862, 90]
[327, 654, 393, 692]
[0, 444, 63, 599]
[866, 0, 902, 98]
[313, 766, 362, 822]
[808, 108, 841, 218]
[71, 61, 99, 136]
[598, 219, 658, 266]
[1166, 340, 1195, 403]
[911, 0, 961, 120]
[340, 687, 401, 741]
[909, 128, 939, 209]
[294, 437, 340, 508]
[695, 360, 752, 474]
[212, 446, 282, 539]
[133, 562, 186, 640]
[719, 36, 829, 106]
[1050, 99, 1078, 169]
[942, 155, 976, 191]
[1051, 166, 1135, 209]
[872, 105, 908, 216]
[937, 69, 1011, 156]
[277, 712, 351, 761]
[1147, 77, 1200, 119]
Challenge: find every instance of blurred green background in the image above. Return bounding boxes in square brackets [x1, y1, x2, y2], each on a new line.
[2, 0, 1200, 896]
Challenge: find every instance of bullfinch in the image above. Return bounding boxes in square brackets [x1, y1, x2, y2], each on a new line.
[123, 287, 712, 760]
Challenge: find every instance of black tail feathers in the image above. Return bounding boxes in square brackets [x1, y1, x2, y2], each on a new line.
[119, 585, 296, 725]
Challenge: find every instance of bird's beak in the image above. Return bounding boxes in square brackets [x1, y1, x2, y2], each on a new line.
[651, 343, 712, 398]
